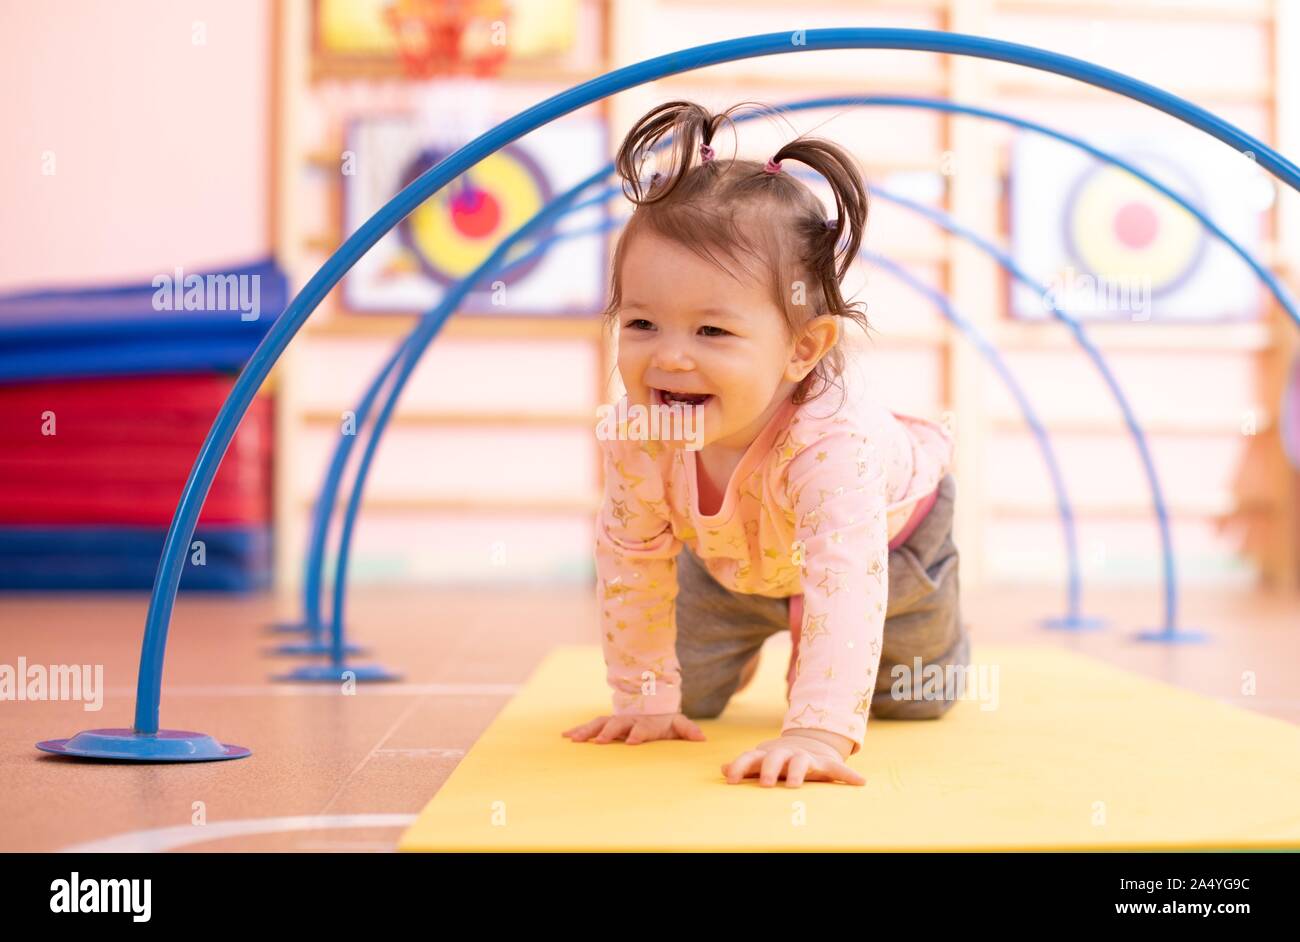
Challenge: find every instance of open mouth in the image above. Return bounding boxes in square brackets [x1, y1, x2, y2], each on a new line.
[653, 387, 713, 407]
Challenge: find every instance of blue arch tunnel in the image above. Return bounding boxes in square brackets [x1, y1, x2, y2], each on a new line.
[34, 29, 1300, 762]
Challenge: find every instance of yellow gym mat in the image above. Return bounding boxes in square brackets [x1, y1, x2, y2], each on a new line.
[399, 643, 1300, 851]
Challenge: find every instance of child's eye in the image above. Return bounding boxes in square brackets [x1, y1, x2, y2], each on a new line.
[622, 318, 728, 336]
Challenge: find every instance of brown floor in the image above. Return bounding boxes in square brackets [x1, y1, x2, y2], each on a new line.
[2, 582, 1297, 851]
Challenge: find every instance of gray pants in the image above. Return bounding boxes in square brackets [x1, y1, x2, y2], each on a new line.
[675, 473, 967, 721]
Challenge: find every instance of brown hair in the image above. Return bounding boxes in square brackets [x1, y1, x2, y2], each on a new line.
[601, 99, 871, 409]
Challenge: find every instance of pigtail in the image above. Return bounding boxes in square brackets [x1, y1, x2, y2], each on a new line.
[771, 137, 869, 281]
[614, 100, 760, 205]
[763, 136, 871, 409]
[615, 100, 711, 205]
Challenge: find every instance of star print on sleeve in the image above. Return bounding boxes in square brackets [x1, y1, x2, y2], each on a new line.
[595, 438, 685, 717]
[780, 428, 890, 756]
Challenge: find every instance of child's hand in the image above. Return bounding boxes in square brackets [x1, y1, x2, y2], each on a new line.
[562, 713, 707, 746]
[721, 733, 866, 787]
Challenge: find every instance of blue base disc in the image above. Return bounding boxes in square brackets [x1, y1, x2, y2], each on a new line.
[265, 641, 368, 657]
[266, 620, 320, 635]
[1134, 627, 1210, 644]
[1041, 614, 1107, 631]
[272, 664, 403, 683]
[36, 728, 251, 762]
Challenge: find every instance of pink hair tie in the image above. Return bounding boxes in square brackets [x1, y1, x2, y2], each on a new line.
[699, 143, 716, 163]
[763, 157, 783, 174]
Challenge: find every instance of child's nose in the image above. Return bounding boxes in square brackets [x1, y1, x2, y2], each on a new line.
[652, 342, 695, 371]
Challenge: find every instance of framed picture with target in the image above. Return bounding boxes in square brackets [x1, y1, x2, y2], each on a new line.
[342, 114, 608, 317]
[1010, 128, 1270, 322]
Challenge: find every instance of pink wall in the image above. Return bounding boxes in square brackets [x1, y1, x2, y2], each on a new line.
[0, 0, 271, 292]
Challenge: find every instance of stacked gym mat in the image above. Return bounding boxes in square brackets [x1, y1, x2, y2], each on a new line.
[0, 259, 285, 590]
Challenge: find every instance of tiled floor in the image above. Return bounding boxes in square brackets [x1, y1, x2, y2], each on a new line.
[2, 582, 1297, 851]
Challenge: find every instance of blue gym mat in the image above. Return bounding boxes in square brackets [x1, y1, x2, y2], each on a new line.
[0, 525, 271, 591]
[0, 258, 286, 383]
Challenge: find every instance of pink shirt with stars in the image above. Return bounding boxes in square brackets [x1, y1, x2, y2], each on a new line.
[593, 378, 954, 756]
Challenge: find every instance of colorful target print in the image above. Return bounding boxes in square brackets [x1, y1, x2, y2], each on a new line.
[342, 115, 606, 315]
[397, 143, 553, 287]
[1010, 131, 1264, 322]
[1061, 154, 1208, 299]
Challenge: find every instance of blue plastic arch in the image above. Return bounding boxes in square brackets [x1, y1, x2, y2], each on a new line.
[285, 186, 614, 678]
[875, 187, 1198, 639]
[861, 248, 1087, 601]
[316, 199, 1095, 659]
[275, 191, 618, 642]
[297, 180, 1095, 676]
[310, 170, 1176, 671]
[307, 94, 1297, 662]
[38, 29, 1300, 761]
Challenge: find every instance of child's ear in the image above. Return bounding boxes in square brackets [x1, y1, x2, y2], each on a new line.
[787, 314, 839, 380]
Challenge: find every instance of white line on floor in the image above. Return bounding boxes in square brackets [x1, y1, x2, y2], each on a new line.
[58, 814, 419, 853]
[373, 748, 465, 758]
[318, 696, 429, 818]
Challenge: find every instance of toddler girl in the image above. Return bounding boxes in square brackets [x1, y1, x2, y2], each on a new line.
[563, 100, 967, 788]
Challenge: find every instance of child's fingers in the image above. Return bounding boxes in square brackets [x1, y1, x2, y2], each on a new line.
[784, 753, 812, 788]
[759, 748, 795, 787]
[821, 759, 866, 786]
[561, 716, 610, 740]
[671, 715, 706, 741]
[591, 716, 633, 744]
[722, 750, 765, 783]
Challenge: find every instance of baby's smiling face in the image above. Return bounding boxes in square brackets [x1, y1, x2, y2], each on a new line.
[615, 229, 810, 454]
